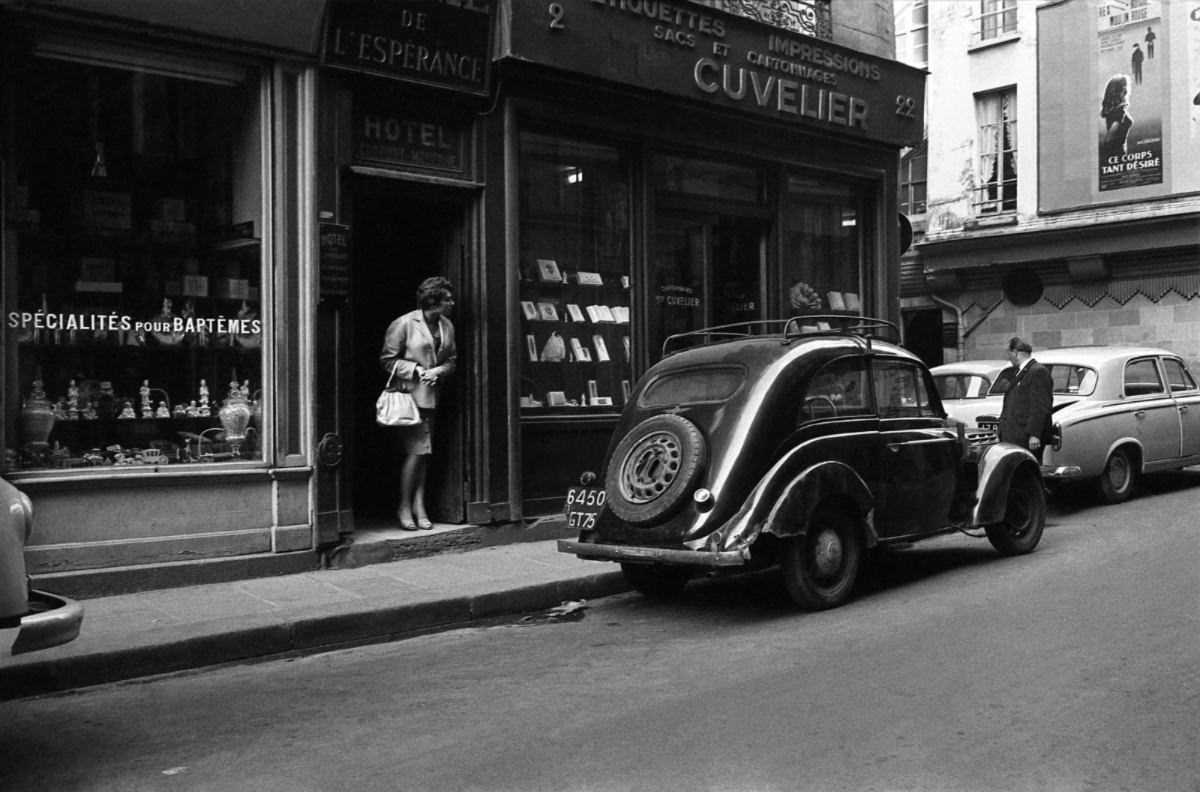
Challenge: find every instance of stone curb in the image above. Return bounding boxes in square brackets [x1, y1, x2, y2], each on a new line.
[1, 570, 629, 701]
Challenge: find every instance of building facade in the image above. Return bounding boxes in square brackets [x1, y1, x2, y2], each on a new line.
[894, 0, 1200, 370]
[2, 0, 922, 592]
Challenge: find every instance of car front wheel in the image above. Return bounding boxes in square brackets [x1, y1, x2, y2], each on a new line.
[780, 501, 862, 610]
[986, 466, 1046, 555]
[1096, 447, 1135, 504]
[620, 563, 692, 599]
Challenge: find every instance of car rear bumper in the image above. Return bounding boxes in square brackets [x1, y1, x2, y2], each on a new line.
[558, 539, 749, 567]
[10, 590, 84, 655]
[1041, 464, 1084, 480]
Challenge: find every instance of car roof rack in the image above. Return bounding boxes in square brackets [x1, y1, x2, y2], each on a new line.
[662, 315, 900, 356]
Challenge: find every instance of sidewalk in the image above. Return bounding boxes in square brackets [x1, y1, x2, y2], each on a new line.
[2, 536, 629, 701]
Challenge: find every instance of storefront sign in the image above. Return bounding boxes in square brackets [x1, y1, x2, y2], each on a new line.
[503, 0, 925, 146]
[353, 110, 465, 172]
[323, 0, 493, 95]
[319, 223, 352, 298]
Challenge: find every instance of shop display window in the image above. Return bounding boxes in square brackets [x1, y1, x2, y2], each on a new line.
[648, 154, 766, 362]
[780, 174, 869, 320]
[3, 44, 265, 472]
[517, 134, 631, 414]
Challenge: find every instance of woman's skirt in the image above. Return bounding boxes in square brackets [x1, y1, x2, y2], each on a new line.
[396, 408, 435, 455]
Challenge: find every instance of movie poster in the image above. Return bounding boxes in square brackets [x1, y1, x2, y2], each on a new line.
[1096, 0, 1164, 191]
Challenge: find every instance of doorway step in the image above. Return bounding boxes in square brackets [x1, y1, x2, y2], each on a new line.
[325, 516, 572, 569]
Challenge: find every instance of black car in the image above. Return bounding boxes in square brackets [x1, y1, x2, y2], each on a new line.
[558, 317, 1045, 609]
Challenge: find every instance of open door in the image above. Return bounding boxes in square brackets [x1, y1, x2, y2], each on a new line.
[314, 176, 469, 540]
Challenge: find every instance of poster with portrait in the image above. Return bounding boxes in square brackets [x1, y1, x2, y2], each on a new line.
[1096, 1, 1164, 191]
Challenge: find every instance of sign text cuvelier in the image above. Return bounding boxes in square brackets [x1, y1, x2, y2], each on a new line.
[323, 0, 493, 95]
[504, 0, 925, 147]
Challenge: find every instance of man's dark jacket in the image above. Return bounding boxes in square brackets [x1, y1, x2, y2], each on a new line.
[999, 359, 1053, 448]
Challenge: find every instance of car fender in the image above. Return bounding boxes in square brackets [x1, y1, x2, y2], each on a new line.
[972, 442, 1042, 526]
[760, 461, 875, 542]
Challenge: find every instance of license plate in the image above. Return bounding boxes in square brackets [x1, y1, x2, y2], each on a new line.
[565, 486, 606, 531]
[978, 421, 998, 432]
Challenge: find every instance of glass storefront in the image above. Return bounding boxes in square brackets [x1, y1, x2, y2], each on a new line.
[780, 174, 868, 320]
[4, 41, 266, 472]
[517, 133, 632, 413]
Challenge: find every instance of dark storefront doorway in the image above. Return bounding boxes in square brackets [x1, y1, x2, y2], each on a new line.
[649, 213, 766, 362]
[349, 177, 467, 525]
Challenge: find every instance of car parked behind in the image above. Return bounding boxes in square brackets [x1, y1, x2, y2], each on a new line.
[931, 359, 1014, 430]
[1, 475, 83, 655]
[559, 317, 1045, 610]
[1038, 346, 1200, 503]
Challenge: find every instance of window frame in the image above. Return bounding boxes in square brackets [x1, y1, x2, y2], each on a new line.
[973, 88, 1018, 216]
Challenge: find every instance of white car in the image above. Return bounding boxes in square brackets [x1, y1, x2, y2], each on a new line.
[936, 348, 1200, 503]
[1, 475, 84, 655]
[931, 360, 1014, 430]
[1039, 347, 1200, 503]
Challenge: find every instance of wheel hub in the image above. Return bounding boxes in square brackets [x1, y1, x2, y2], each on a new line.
[812, 529, 844, 576]
[619, 432, 683, 504]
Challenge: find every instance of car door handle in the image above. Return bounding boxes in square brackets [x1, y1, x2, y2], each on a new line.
[1135, 410, 1146, 419]
[1180, 405, 1189, 413]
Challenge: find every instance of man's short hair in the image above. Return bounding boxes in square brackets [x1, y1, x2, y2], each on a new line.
[1008, 336, 1033, 353]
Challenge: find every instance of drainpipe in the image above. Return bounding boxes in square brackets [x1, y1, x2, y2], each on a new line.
[930, 293, 965, 362]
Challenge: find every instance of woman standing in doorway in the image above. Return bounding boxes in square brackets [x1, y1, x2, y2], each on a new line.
[379, 276, 457, 530]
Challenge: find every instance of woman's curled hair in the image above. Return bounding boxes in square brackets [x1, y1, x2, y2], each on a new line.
[417, 276, 454, 309]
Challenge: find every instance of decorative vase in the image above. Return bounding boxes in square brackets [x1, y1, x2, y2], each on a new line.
[218, 381, 252, 457]
[19, 371, 56, 449]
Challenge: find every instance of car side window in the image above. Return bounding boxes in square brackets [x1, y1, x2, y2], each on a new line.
[988, 368, 1016, 395]
[1124, 358, 1165, 396]
[873, 360, 934, 418]
[1162, 358, 1197, 393]
[799, 357, 872, 424]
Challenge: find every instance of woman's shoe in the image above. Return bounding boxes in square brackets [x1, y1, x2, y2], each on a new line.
[416, 518, 434, 530]
[397, 511, 418, 531]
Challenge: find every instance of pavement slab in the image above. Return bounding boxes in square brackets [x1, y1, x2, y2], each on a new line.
[1, 540, 629, 700]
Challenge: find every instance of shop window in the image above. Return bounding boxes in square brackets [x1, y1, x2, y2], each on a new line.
[652, 155, 762, 205]
[974, 0, 1017, 44]
[647, 155, 766, 361]
[517, 134, 631, 413]
[899, 141, 927, 216]
[4, 42, 265, 472]
[974, 88, 1017, 215]
[780, 174, 868, 319]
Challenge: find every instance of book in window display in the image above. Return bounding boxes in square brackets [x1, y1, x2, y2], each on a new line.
[536, 302, 560, 322]
[536, 258, 563, 282]
[569, 336, 592, 362]
[592, 335, 610, 362]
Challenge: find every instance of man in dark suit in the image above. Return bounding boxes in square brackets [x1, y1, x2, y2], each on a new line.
[999, 337, 1053, 460]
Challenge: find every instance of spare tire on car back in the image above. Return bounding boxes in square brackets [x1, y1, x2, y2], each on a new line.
[606, 414, 707, 525]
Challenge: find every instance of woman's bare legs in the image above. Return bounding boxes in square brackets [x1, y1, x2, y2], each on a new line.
[397, 454, 424, 527]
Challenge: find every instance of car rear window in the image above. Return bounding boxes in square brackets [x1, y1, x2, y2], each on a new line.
[935, 374, 992, 399]
[639, 366, 745, 407]
[1045, 364, 1097, 396]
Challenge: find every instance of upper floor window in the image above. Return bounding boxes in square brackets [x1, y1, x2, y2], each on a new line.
[899, 141, 927, 216]
[974, 89, 1017, 215]
[975, 0, 1017, 44]
[895, 0, 929, 67]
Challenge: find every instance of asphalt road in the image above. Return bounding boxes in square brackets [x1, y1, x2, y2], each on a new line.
[3, 472, 1198, 792]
